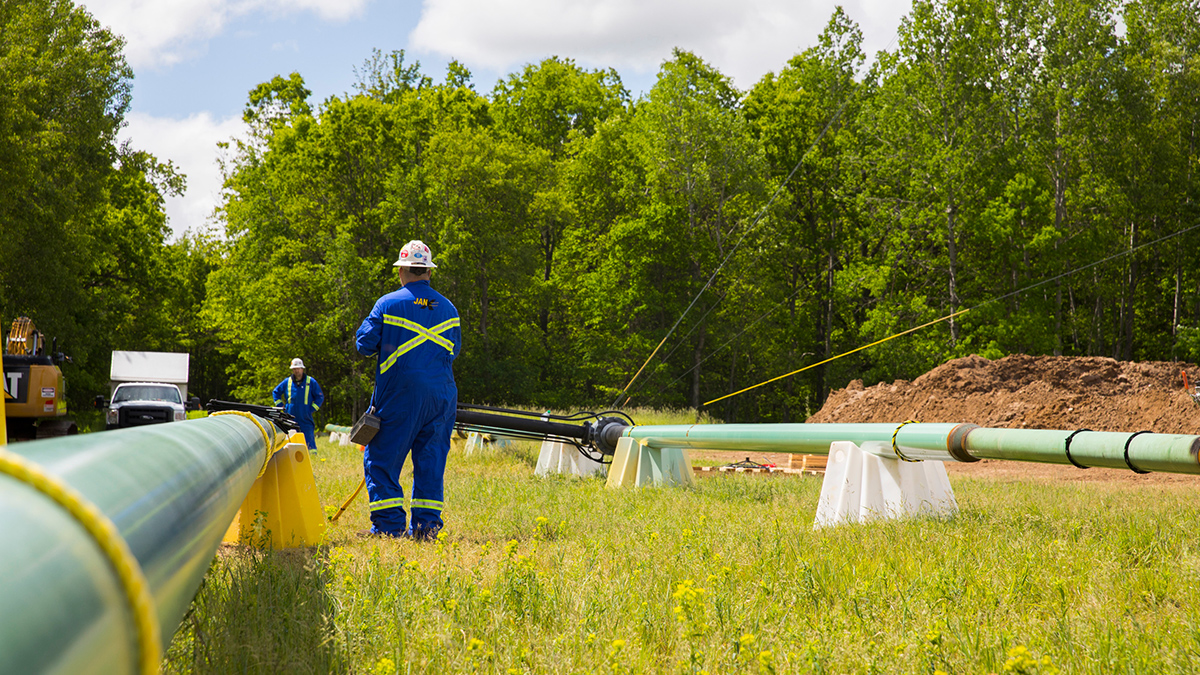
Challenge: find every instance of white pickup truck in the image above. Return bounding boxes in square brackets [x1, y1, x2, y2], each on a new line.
[105, 382, 187, 430]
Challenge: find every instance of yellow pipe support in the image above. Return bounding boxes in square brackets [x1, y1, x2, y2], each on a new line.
[222, 431, 327, 548]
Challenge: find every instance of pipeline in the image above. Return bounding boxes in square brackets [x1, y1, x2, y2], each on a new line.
[0, 413, 285, 674]
[617, 423, 1200, 475]
[458, 410, 1200, 475]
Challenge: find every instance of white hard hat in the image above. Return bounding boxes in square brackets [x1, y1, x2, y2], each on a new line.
[393, 240, 437, 268]
[290, 358, 305, 369]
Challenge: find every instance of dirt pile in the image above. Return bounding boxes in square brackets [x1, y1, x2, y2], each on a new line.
[808, 354, 1200, 434]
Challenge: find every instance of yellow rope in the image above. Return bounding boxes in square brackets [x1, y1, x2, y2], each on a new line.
[614, 331, 674, 405]
[704, 308, 971, 407]
[891, 420, 921, 462]
[0, 447, 161, 674]
[330, 477, 366, 523]
[210, 411, 285, 477]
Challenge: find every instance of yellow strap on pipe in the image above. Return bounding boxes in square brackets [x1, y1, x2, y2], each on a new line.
[704, 308, 971, 407]
[891, 419, 921, 462]
[210, 411, 285, 477]
[0, 447, 162, 674]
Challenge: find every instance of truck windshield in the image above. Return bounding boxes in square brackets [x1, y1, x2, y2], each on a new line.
[113, 386, 181, 404]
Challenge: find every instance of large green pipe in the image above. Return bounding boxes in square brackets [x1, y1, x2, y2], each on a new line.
[325, 423, 352, 434]
[0, 414, 280, 674]
[622, 423, 1200, 474]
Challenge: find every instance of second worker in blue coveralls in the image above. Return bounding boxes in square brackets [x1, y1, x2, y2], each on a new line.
[356, 240, 461, 539]
[272, 357, 324, 451]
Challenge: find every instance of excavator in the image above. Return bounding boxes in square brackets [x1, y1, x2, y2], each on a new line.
[3, 317, 76, 441]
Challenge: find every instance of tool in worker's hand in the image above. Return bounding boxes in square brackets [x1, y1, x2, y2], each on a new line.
[350, 405, 380, 445]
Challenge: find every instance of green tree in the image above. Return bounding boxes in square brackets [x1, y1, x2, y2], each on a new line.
[0, 0, 192, 410]
[744, 8, 868, 416]
[490, 58, 629, 399]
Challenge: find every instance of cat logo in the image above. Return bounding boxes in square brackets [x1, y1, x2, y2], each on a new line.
[413, 298, 438, 310]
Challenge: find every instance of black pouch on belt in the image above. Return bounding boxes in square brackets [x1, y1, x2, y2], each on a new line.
[350, 405, 380, 445]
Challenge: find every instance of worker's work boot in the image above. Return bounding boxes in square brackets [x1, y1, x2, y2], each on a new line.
[408, 525, 442, 541]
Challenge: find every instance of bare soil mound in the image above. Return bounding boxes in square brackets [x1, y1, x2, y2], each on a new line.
[808, 354, 1200, 434]
[805, 354, 1200, 483]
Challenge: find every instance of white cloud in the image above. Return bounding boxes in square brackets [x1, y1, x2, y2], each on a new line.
[80, 0, 371, 69]
[120, 112, 246, 238]
[410, 0, 909, 89]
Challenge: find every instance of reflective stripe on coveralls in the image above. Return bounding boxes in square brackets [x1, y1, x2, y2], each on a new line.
[410, 498, 443, 511]
[274, 375, 323, 450]
[369, 497, 405, 512]
[379, 316, 459, 374]
[287, 377, 312, 405]
[369, 494, 446, 509]
[355, 278, 461, 537]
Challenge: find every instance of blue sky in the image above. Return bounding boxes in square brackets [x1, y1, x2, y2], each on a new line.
[79, 0, 909, 238]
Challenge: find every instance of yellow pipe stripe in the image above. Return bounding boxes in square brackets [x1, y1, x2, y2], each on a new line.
[0, 447, 162, 675]
[704, 308, 972, 407]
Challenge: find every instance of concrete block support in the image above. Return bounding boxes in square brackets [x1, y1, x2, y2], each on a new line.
[534, 440, 604, 477]
[606, 436, 695, 488]
[814, 441, 957, 528]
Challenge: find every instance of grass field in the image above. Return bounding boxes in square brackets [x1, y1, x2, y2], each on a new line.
[164, 409, 1200, 674]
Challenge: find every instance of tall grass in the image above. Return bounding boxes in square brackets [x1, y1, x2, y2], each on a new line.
[165, 427, 1200, 674]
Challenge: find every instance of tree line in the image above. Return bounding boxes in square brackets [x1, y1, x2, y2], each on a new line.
[3, 0, 1198, 426]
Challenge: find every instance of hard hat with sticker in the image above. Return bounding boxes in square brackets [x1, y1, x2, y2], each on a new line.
[393, 240, 437, 268]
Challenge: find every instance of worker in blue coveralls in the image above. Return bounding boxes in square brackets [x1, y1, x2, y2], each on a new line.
[272, 358, 324, 450]
[355, 240, 460, 539]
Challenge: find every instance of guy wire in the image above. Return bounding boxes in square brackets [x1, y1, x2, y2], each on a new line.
[703, 220, 1200, 407]
[611, 80, 859, 406]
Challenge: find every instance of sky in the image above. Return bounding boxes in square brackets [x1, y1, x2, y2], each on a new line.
[79, 0, 911, 239]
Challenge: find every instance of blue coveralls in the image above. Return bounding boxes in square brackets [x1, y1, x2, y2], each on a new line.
[355, 279, 460, 538]
[272, 375, 324, 449]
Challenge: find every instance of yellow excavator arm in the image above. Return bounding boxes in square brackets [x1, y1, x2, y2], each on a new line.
[5, 317, 40, 357]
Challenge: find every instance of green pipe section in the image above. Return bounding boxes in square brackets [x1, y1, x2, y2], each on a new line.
[0, 415, 278, 674]
[624, 423, 974, 461]
[963, 428, 1200, 474]
[623, 423, 1200, 474]
[325, 424, 352, 434]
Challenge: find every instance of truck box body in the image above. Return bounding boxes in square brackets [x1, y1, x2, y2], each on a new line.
[110, 351, 190, 399]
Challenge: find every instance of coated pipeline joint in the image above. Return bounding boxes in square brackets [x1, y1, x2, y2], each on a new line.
[946, 423, 981, 463]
